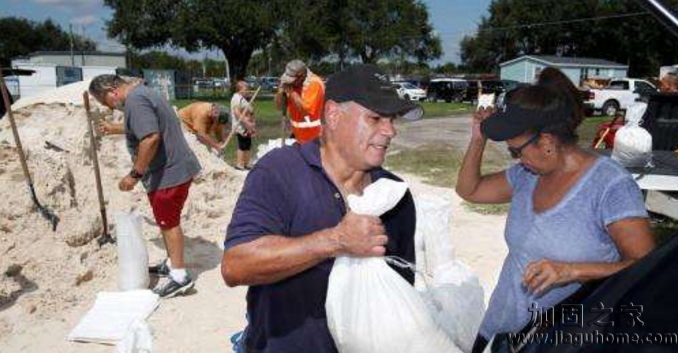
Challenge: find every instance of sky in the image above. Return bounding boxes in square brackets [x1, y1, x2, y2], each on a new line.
[0, 0, 492, 64]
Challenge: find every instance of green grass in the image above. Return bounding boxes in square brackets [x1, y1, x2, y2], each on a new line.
[385, 144, 464, 188]
[171, 98, 474, 165]
[385, 142, 511, 215]
[419, 101, 474, 118]
[578, 115, 612, 148]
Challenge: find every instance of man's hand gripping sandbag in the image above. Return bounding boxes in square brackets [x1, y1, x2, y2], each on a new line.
[326, 178, 461, 353]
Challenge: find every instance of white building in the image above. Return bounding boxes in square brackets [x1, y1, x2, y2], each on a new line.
[9, 51, 125, 99]
[17, 51, 127, 68]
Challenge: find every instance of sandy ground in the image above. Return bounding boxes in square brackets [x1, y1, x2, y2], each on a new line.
[0, 172, 507, 353]
[1, 102, 508, 352]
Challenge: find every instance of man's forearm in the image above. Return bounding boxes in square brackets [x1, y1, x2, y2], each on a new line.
[106, 122, 125, 135]
[274, 90, 284, 110]
[222, 229, 341, 287]
[287, 91, 308, 115]
[133, 133, 160, 173]
[197, 132, 223, 150]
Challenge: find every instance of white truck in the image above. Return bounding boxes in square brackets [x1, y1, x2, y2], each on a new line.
[585, 78, 657, 116]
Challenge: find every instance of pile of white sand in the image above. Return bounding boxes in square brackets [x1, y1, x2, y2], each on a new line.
[0, 83, 244, 341]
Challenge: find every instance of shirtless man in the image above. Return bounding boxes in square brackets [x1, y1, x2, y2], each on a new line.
[176, 102, 230, 153]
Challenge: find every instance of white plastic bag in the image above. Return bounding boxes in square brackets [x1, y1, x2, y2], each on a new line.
[413, 195, 485, 353]
[413, 195, 454, 290]
[115, 212, 150, 291]
[612, 126, 652, 168]
[255, 138, 296, 160]
[326, 179, 461, 353]
[116, 319, 153, 353]
[612, 102, 652, 168]
[422, 261, 485, 353]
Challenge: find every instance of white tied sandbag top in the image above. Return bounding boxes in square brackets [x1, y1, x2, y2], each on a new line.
[326, 178, 461, 353]
[612, 102, 652, 168]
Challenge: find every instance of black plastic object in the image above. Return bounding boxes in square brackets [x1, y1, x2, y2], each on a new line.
[641, 93, 678, 151]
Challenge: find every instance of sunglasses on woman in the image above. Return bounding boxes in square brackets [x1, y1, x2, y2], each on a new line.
[508, 133, 540, 159]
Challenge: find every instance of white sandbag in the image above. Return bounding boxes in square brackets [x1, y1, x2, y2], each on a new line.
[68, 290, 159, 344]
[422, 260, 485, 353]
[326, 179, 461, 353]
[116, 213, 150, 291]
[612, 124, 652, 168]
[625, 101, 648, 126]
[117, 319, 153, 353]
[413, 195, 454, 290]
[477, 93, 496, 110]
[255, 138, 296, 160]
[612, 102, 652, 168]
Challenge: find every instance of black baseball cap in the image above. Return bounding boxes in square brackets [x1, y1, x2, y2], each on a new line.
[325, 64, 423, 121]
[481, 101, 572, 141]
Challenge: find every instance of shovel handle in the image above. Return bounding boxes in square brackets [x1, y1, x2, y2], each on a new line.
[83, 92, 109, 239]
[281, 93, 287, 146]
[0, 74, 33, 185]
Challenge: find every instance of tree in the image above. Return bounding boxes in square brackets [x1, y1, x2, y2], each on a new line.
[0, 17, 95, 67]
[105, 0, 279, 83]
[275, 0, 442, 66]
[460, 0, 678, 77]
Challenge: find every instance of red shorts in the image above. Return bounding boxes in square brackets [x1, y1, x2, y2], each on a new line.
[147, 179, 192, 230]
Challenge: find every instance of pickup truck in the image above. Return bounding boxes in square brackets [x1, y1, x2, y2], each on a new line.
[585, 78, 657, 116]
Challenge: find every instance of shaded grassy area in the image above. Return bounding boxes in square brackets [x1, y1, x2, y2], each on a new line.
[171, 98, 475, 165]
[419, 101, 474, 118]
[578, 116, 611, 148]
[384, 141, 511, 215]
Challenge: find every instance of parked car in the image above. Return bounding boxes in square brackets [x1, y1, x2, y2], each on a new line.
[193, 78, 215, 91]
[393, 81, 427, 101]
[259, 76, 279, 91]
[462, 79, 518, 103]
[426, 78, 468, 102]
[462, 80, 481, 102]
[585, 78, 657, 116]
[244, 76, 260, 89]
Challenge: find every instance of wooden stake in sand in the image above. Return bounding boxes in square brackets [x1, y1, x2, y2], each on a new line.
[0, 73, 59, 231]
[83, 92, 115, 246]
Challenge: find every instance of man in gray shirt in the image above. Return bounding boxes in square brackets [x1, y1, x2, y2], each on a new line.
[90, 75, 201, 298]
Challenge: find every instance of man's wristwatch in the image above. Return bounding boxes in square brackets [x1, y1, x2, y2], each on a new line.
[128, 169, 144, 179]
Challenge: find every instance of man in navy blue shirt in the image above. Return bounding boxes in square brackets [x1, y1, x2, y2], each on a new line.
[221, 64, 424, 353]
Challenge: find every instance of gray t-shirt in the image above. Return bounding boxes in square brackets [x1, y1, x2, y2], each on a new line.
[479, 156, 648, 339]
[124, 85, 201, 192]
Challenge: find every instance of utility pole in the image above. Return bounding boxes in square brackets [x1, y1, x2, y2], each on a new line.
[81, 25, 86, 67]
[69, 24, 75, 66]
[202, 52, 207, 78]
[224, 53, 230, 85]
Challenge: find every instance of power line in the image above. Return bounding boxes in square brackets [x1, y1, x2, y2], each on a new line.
[476, 11, 651, 32]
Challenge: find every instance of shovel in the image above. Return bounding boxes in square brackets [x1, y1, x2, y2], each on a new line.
[0, 74, 59, 231]
[281, 93, 288, 146]
[83, 92, 115, 246]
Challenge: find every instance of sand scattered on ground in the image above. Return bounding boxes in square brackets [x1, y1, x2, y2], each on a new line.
[0, 81, 246, 351]
[0, 82, 508, 352]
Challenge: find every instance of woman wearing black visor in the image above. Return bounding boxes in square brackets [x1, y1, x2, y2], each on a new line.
[457, 79, 655, 352]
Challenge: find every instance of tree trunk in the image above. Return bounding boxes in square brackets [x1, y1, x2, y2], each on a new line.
[221, 41, 254, 93]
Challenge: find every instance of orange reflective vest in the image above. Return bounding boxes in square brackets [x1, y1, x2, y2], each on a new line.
[286, 73, 325, 143]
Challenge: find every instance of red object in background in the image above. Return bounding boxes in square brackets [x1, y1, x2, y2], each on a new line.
[592, 120, 626, 149]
